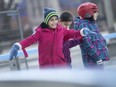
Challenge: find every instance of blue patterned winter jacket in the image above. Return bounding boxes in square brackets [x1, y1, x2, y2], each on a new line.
[74, 17, 110, 67]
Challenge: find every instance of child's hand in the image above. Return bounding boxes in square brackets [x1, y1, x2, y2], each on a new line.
[96, 59, 103, 65]
[82, 28, 97, 36]
[9, 44, 19, 61]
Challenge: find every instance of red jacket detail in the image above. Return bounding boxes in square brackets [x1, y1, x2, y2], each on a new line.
[20, 24, 83, 68]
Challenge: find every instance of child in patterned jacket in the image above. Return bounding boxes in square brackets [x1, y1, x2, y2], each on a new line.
[74, 2, 110, 69]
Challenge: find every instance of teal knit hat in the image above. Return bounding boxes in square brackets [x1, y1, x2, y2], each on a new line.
[44, 7, 58, 24]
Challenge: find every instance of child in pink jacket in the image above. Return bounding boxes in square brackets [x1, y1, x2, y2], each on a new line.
[9, 7, 96, 69]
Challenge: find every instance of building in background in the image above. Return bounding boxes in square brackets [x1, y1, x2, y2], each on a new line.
[18, 0, 61, 35]
[26, 0, 60, 27]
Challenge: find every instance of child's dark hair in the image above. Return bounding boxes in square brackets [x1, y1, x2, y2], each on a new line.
[60, 11, 73, 22]
[84, 16, 94, 21]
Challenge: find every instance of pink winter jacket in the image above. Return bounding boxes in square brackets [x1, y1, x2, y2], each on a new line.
[19, 24, 83, 68]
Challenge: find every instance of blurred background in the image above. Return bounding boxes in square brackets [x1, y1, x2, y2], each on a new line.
[0, 0, 116, 71]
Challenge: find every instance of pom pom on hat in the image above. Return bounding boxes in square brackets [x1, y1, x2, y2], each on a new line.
[44, 7, 58, 24]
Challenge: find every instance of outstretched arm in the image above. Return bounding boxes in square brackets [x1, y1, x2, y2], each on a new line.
[64, 27, 96, 41]
[9, 28, 41, 60]
[67, 39, 81, 48]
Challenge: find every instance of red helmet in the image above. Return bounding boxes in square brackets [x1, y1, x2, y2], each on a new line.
[77, 2, 98, 19]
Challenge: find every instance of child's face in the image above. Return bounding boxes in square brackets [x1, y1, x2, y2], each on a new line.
[93, 12, 99, 21]
[60, 21, 72, 30]
[48, 16, 59, 29]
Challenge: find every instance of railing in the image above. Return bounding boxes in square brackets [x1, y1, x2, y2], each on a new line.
[103, 33, 116, 40]
[0, 32, 116, 71]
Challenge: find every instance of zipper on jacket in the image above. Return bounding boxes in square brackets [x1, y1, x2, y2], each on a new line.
[51, 30, 55, 66]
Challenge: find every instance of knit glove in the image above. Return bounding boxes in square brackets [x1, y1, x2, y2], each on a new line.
[82, 28, 97, 36]
[9, 44, 19, 61]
